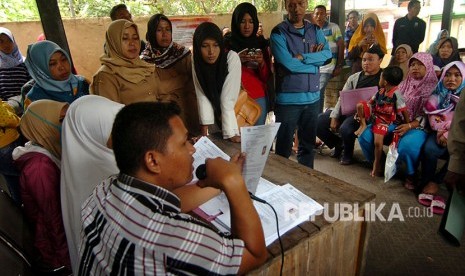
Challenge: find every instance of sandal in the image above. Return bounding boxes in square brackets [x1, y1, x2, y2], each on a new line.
[430, 196, 446, 215]
[418, 193, 434, 207]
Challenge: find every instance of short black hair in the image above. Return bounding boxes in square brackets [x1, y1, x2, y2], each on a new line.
[314, 5, 326, 11]
[408, 0, 421, 9]
[382, 66, 403, 86]
[347, 10, 359, 19]
[112, 101, 181, 175]
[110, 4, 128, 21]
[366, 44, 385, 59]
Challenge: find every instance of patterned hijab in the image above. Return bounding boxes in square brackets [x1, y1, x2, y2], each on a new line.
[141, 14, 190, 68]
[25, 40, 79, 92]
[348, 13, 387, 57]
[100, 19, 154, 83]
[389, 44, 413, 81]
[0, 27, 24, 69]
[426, 61, 465, 111]
[19, 99, 68, 158]
[398, 52, 438, 120]
[228, 2, 267, 52]
[193, 22, 228, 126]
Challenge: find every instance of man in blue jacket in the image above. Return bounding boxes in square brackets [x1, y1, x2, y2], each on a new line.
[270, 0, 331, 168]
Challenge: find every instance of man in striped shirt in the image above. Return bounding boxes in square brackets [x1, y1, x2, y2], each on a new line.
[78, 102, 267, 275]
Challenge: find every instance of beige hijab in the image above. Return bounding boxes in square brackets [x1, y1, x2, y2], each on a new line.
[99, 19, 154, 84]
[20, 100, 68, 158]
[389, 44, 413, 81]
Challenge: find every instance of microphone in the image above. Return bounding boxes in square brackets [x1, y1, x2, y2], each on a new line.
[196, 164, 207, 180]
[197, 163, 265, 202]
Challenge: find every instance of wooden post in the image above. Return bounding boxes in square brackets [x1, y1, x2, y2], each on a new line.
[329, 0, 346, 34]
[34, 0, 74, 68]
[441, 0, 454, 32]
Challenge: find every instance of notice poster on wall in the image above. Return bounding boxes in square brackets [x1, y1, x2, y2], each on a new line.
[170, 17, 211, 49]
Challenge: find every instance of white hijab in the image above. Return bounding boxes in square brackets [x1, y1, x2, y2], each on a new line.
[60, 95, 123, 273]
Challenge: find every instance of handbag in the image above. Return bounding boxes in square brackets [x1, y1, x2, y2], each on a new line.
[384, 133, 399, 183]
[234, 89, 262, 128]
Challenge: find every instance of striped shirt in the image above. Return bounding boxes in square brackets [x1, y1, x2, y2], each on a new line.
[0, 63, 31, 101]
[78, 174, 244, 275]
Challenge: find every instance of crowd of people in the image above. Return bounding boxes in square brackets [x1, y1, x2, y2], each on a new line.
[0, 0, 464, 274]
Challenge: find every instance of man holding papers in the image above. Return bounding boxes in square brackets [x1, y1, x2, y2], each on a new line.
[317, 45, 383, 165]
[78, 102, 267, 275]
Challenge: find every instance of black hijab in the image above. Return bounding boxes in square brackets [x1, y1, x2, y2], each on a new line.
[193, 22, 228, 126]
[146, 14, 171, 48]
[229, 2, 267, 52]
[142, 14, 189, 68]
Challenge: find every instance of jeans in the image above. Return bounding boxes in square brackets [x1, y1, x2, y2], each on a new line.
[0, 139, 22, 204]
[316, 110, 359, 160]
[319, 73, 332, 112]
[420, 133, 448, 185]
[255, 97, 267, 125]
[275, 101, 320, 168]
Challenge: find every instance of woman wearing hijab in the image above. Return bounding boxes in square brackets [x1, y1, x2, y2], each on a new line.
[420, 61, 465, 195]
[141, 14, 199, 134]
[432, 37, 461, 68]
[359, 53, 438, 189]
[59, 95, 123, 272]
[23, 40, 88, 108]
[192, 22, 242, 142]
[226, 2, 271, 125]
[348, 13, 387, 74]
[389, 44, 413, 81]
[92, 19, 159, 104]
[0, 27, 31, 101]
[12, 100, 71, 273]
[427, 29, 449, 55]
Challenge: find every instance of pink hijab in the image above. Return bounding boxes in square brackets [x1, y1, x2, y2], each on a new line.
[397, 52, 438, 121]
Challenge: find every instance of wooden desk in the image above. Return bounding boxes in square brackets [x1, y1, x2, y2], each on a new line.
[212, 138, 375, 276]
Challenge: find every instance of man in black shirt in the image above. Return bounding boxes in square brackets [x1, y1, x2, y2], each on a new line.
[392, 0, 425, 53]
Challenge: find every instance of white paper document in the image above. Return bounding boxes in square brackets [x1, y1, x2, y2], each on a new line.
[190, 136, 231, 183]
[240, 123, 281, 194]
[191, 132, 324, 246]
[199, 180, 324, 246]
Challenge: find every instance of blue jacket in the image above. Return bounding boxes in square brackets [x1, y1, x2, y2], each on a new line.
[26, 75, 89, 105]
[271, 19, 331, 95]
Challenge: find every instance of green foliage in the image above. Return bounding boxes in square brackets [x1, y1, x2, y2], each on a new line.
[309, 0, 330, 9]
[0, 0, 286, 22]
[0, 0, 39, 22]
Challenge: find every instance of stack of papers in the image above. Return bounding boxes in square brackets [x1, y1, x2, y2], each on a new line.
[191, 129, 324, 246]
[197, 178, 324, 246]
